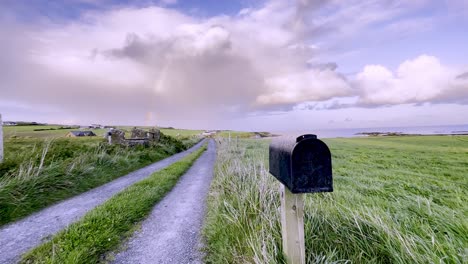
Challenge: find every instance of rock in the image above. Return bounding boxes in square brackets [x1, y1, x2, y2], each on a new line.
[108, 129, 126, 144]
[148, 128, 161, 143]
[131, 127, 147, 139]
[108, 127, 159, 147]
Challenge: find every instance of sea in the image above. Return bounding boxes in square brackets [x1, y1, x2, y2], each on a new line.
[273, 124, 468, 139]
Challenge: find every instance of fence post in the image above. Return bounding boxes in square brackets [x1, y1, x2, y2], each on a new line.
[280, 184, 305, 264]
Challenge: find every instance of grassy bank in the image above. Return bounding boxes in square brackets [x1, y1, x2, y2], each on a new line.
[3, 125, 107, 139]
[203, 136, 468, 263]
[0, 134, 194, 226]
[21, 143, 207, 264]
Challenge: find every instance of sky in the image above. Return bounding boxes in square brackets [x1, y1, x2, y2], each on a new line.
[0, 0, 467, 131]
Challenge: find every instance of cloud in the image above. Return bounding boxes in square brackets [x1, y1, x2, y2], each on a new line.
[1, 0, 467, 127]
[257, 69, 351, 106]
[1, 2, 352, 124]
[456, 72, 468, 80]
[160, 0, 177, 6]
[355, 55, 468, 106]
[446, 0, 468, 16]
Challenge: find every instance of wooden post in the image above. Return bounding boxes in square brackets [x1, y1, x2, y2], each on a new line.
[280, 184, 305, 264]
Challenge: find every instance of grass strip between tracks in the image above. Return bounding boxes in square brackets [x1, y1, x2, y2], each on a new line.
[21, 143, 207, 264]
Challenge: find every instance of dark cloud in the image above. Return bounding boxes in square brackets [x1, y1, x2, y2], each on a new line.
[456, 72, 468, 79]
[307, 62, 338, 71]
[101, 26, 263, 120]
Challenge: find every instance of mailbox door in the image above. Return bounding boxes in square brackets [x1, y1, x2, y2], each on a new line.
[291, 139, 333, 193]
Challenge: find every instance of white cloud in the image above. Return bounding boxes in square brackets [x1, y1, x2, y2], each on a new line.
[356, 55, 468, 105]
[257, 69, 351, 106]
[1, 0, 467, 128]
[1, 3, 352, 123]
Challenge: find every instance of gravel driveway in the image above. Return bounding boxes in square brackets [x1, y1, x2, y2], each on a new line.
[111, 139, 216, 264]
[0, 140, 206, 264]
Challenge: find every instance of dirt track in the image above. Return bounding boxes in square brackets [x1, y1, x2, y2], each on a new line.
[111, 139, 216, 264]
[0, 140, 206, 264]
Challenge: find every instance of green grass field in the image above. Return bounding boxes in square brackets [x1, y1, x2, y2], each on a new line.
[3, 125, 265, 140]
[2, 125, 205, 139]
[203, 136, 468, 263]
[3, 125, 107, 138]
[216, 131, 256, 138]
[159, 128, 204, 137]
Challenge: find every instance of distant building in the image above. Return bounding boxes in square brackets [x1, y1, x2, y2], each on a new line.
[3, 121, 17, 126]
[201, 131, 217, 137]
[90, 124, 104, 129]
[66, 131, 97, 137]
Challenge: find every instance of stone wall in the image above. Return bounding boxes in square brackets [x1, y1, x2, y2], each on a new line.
[125, 139, 150, 147]
[108, 127, 160, 147]
[131, 128, 147, 139]
[108, 129, 126, 145]
[148, 128, 161, 143]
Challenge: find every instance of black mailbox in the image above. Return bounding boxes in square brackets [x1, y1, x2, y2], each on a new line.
[269, 134, 333, 193]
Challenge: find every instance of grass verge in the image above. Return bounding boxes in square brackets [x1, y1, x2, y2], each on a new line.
[203, 136, 467, 263]
[21, 143, 207, 264]
[0, 134, 192, 226]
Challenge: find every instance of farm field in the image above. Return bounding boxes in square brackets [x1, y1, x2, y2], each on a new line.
[3, 125, 107, 138]
[203, 135, 468, 263]
[217, 130, 257, 138]
[159, 128, 205, 137]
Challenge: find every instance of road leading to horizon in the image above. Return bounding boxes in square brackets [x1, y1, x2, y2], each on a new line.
[111, 139, 216, 264]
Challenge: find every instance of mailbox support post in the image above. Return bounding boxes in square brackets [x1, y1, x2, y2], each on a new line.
[280, 184, 305, 264]
[270, 134, 333, 264]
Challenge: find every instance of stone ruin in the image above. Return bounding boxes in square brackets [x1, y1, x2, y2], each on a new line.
[107, 127, 161, 147]
[108, 129, 126, 145]
[148, 128, 161, 142]
[131, 127, 147, 139]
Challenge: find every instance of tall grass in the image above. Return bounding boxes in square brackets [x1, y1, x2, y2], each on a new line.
[203, 139, 284, 263]
[0, 134, 195, 226]
[203, 137, 468, 263]
[21, 144, 207, 264]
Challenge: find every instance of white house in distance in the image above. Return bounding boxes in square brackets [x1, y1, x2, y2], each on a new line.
[90, 124, 104, 129]
[2, 121, 17, 126]
[201, 130, 217, 137]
